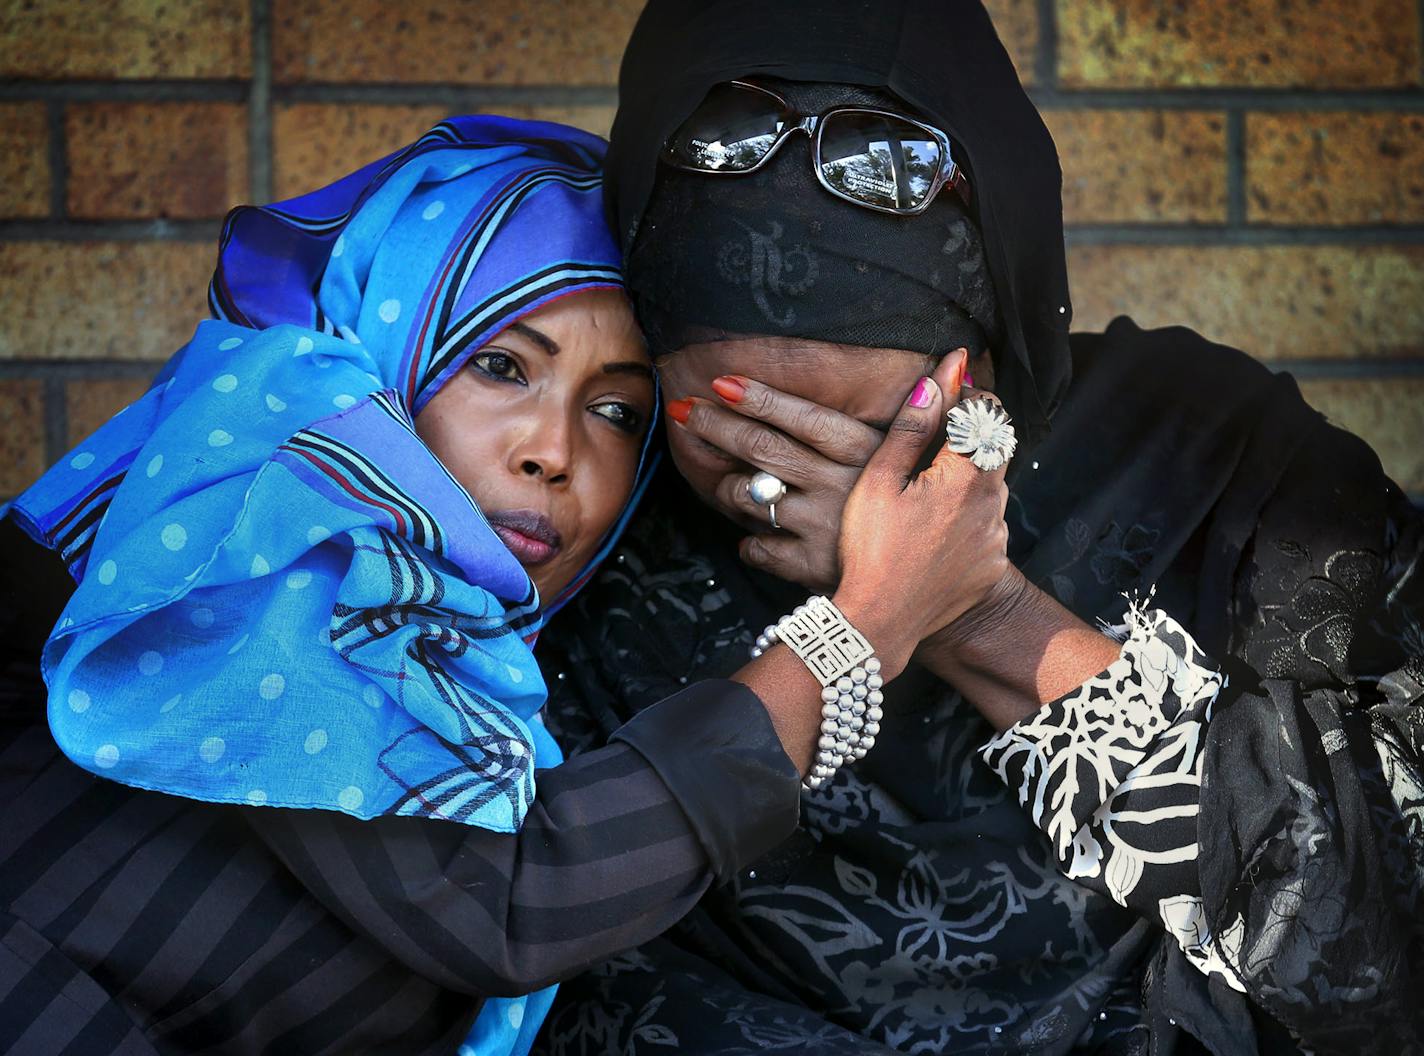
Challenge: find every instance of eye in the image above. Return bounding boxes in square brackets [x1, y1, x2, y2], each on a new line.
[470, 349, 525, 384]
[591, 401, 644, 434]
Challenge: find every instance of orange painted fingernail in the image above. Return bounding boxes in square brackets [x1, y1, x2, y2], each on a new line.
[952, 347, 968, 391]
[711, 376, 747, 404]
[666, 398, 693, 424]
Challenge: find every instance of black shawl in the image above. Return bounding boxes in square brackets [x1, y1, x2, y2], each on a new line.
[540, 2, 1424, 1052]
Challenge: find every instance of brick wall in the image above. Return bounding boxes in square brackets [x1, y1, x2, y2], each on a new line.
[2, 0, 1422, 501]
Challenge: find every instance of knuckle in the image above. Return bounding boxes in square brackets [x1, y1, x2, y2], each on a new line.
[799, 407, 839, 451]
[745, 385, 775, 417]
[887, 413, 932, 440]
[746, 426, 784, 464]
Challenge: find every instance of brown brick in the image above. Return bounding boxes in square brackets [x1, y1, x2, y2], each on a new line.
[273, 0, 641, 85]
[272, 104, 615, 200]
[0, 380, 46, 496]
[1057, 0, 1422, 88]
[1298, 377, 1424, 491]
[0, 243, 213, 362]
[66, 103, 249, 220]
[1248, 112, 1424, 225]
[0, 103, 50, 218]
[67, 378, 153, 447]
[0, 1, 250, 80]
[983, 0, 1039, 86]
[1046, 109, 1227, 224]
[1066, 245, 1424, 359]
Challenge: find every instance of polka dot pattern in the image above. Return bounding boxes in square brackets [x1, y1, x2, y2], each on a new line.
[160, 694, 182, 713]
[212, 374, 238, 393]
[259, 673, 285, 700]
[94, 744, 120, 769]
[378, 299, 401, 324]
[138, 651, 163, 676]
[250, 554, 270, 577]
[71, 452, 95, 470]
[265, 394, 287, 412]
[161, 523, 187, 551]
[218, 337, 243, 351]
[286, 570, 312, 590]
[304, 728, 328, 755]
[200, 736, 225, 763]
[208, 429, 233, 448]
[68, 689, 91, 713]
[145, 454, 164, 478]
[333, 394, 357, 410]
[306, 525, 330, 546]
[247, 789, 268, 806]
[362, 684, 384, 708]
[190, 607, 215, 629]
[97, 559, 117, 585]
[295, 336, 314, 357]
[422, 200, 445, 220]
[338, 786, 364, 811]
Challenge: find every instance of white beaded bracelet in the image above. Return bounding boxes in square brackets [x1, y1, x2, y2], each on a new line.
[748, 595, 884, 790]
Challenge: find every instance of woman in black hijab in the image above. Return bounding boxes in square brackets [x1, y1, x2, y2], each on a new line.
[536, 1, 1424, 1053]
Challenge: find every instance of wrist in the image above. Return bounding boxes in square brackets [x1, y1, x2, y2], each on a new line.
[921, 566, 1032, 664]
[830, 589, 918, 681]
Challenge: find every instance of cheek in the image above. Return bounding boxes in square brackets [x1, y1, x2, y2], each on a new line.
[414, 404, 498, 504]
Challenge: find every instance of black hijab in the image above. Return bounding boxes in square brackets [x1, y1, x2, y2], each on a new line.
[606, 0, 1071, 438]
[560, 1, 1423, 1051]
[627, 79, 1004, 362]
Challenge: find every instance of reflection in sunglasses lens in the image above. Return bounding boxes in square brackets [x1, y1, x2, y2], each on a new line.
[819, 112, 942, 211]
[668, 84, 785, 172]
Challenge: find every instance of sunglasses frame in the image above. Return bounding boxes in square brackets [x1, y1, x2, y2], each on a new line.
[663, 79, 971, 216]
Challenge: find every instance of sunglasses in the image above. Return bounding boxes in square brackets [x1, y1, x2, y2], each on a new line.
[662, 80, 970, 216]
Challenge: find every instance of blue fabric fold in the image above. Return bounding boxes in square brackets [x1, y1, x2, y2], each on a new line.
[12, 115, 654, 1056]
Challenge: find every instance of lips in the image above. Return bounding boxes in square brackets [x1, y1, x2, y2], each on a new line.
[485, 509, 563, 566]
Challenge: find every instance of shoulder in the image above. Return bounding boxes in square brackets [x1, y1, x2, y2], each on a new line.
[1068, 316, 1278, 406]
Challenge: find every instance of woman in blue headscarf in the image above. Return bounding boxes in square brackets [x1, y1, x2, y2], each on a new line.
[0, 114, 1006, 1054]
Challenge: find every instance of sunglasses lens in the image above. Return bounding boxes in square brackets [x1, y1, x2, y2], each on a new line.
[665, 83, 787, 172]
[818, 112, 944, 211]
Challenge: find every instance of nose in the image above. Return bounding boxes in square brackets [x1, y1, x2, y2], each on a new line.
[507, 403, 574, 486]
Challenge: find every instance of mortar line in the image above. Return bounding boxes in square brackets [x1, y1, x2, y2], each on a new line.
[1225, 109, 1247, 227]
[45, 99, 67, 219]
[1034, 0, 1058, 92]
[41, 375, 69, 466]
[249, 0, 274, 202]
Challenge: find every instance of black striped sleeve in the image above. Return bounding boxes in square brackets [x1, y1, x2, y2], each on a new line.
[248, 679, 799, 996]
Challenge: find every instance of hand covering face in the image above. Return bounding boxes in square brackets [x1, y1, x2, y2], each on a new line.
[10, 117, 656, 835]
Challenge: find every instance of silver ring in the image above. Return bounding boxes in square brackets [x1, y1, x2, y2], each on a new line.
[748, 471, 787, 531]
[945, 398, 1017, 472]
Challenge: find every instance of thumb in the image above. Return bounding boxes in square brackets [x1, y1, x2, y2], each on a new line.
[863, 375, 944, 493]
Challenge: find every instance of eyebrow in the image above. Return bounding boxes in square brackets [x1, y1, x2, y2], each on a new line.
[603, 361, 655, 379]
[509, 322, 560, 356]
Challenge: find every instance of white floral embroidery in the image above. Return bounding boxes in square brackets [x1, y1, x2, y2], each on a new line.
[1157, 896, 1247, 992]
[981, 602, 1233, 988]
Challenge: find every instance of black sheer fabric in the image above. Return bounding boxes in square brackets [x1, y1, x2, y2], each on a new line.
[541, 1, 1424, 1050]
[538, 322, 1424, 1054]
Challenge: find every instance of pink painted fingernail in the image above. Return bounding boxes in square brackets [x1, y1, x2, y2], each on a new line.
[963, 371, 975, 388]
[908, 376, 934, 408]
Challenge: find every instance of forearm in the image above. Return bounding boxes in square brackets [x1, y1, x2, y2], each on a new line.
[250, 682, 800, 995]
[914, 571, 1120, 731]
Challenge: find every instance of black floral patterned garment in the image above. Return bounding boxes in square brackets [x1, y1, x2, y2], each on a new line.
[536, 321, 1424, 1055]
[534, 0, 1424, 1050]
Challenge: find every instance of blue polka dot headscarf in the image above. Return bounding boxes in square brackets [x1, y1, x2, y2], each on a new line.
[9, 117, 656, 836]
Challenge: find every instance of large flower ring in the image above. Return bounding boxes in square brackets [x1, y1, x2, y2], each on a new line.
[945, 397, 1017, 472]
